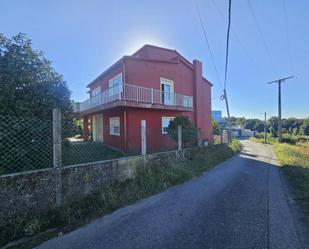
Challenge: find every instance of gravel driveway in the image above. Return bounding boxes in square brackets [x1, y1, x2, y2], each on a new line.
[37, 140, 305, 249]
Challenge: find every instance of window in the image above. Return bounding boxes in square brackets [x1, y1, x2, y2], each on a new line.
[160, 78, 174, 105]
[109, 117, 120, 136]
[92, 86, 101, 97]
[109, 73, 123, 97]
[162, 116, 175, 134]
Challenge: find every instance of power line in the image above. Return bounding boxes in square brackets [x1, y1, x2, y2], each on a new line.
[211, 0, 261, 75]
[247, 0, 278, 77]
[282, 0, 294, 74]
[223, 0, 232, 90]
[194, 0, 223, 89]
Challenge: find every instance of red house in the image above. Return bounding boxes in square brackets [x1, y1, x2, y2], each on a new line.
[77, 45, 212, 154]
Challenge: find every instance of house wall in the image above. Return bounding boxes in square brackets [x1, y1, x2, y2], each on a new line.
[193, 60, 213, 143]
[87, 108, 126, 151]
[89, 63, 123, 97]
[124, 58, 194, 96]
[126, 108, 194, 154]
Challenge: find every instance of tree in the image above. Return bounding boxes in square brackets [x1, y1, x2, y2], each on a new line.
[167, 115, 197, 146]
[268, 116, 278, 137]
[254, 122, 265, 133]
[245, 119, 260, 130]
[300, 118, 309, 136]
[212, 119, 220, 135]
[0, 34, 76, 173]
[236, 117, 246, 127]
[0, 33, 72, 119]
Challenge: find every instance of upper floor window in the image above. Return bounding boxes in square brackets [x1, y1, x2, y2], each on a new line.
[160, 78, 174, 105]
[109, 73, 123, 97]
[92, 86, 101, 97]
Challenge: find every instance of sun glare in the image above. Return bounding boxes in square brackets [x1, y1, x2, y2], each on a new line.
[123, 36, 168, 55]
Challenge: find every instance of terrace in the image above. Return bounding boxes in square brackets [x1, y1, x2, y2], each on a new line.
[76, 83, 194, 114]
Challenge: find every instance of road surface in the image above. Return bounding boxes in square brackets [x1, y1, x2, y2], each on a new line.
[37, 140, 305, 249]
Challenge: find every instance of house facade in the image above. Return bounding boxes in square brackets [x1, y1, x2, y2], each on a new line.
[77, 45, 212, 154]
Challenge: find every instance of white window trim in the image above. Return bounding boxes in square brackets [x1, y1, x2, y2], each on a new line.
[109, 117, 120, 136]
[162, 116, 175, 134]
[160, 77, 174, 86]
[108, 73, 123, 97]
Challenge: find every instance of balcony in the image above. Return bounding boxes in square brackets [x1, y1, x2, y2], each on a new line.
[76, 83, 193, 114]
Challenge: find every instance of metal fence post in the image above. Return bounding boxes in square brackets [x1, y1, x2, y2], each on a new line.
[53, 108, 62, 207]
[198, 128, 202, 147]
[141, 120, 146, 155]
[178, 125, 182, 150]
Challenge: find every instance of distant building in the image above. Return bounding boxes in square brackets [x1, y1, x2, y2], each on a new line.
[212, 110, 225, 123]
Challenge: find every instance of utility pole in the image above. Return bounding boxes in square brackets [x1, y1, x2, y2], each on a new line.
[267, 76, 294, 143]
[264, 112, 267, 143]
[223, 89, 231, 143]
[223, 0, 232, 144]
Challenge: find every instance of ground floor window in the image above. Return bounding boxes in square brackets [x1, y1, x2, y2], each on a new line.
[162, 116, 175, 134]
[109, 117, 120, 136]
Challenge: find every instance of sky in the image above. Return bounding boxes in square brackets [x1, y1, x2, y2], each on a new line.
[1, 0, 308, 119]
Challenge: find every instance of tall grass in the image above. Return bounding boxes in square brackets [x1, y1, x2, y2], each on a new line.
[1, 142, 241, 248]
[274, 142, 309, 211]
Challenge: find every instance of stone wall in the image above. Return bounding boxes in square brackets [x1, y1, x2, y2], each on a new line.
[0, 149, 191, 221]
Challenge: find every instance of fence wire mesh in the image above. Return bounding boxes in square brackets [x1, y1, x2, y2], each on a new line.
[0, 110, 202, 175]
[61, 119, 124, 166]
[0, 115, 53, 175]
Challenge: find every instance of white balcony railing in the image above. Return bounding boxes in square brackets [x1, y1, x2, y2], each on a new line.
[78, 83, 193, 112]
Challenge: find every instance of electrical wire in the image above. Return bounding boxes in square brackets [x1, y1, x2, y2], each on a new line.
[223, 0, 232, 90]
[247, 0, 278, 77]
[282, 0, 294, 74]
[194, 0, 223, 89]
[211, 0, 262, 75]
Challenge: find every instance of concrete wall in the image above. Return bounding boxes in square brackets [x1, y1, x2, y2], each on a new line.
[0, 149, 191, 221]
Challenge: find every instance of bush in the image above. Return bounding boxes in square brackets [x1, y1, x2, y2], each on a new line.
[167, 115, 197, 147]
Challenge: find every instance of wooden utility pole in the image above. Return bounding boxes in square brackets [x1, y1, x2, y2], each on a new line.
[222, 0, 232, 144]
[267, 76, 294, 143]
[264, 112, 267, 143]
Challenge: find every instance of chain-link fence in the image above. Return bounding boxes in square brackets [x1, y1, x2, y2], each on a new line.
[0, 109, 203, 175]
[0, 115, 53, 175]
[61, 116, 125, 166]
[213, 129, 230, 144]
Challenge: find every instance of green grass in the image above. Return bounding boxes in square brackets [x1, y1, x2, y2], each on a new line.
[251, 133, 309, 145]
[252, 134, 309, 224]
[62, 142, 125, 166]
[274, 142, 309, 217]
[1, 141, 241, 249]
[250, 133, 277, 144]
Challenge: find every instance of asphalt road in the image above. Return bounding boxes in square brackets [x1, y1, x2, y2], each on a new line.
[37, 140, 304, 249]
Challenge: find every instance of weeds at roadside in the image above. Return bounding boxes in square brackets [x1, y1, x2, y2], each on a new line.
[1, 142, 241, 248]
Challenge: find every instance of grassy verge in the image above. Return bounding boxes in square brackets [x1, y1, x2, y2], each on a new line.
[1, 141, 241, 249]
[251, 135, 309, 225]
[274, 142, 309, 217]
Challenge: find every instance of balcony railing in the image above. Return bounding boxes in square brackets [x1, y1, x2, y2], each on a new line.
[77, 83, 193, 113]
